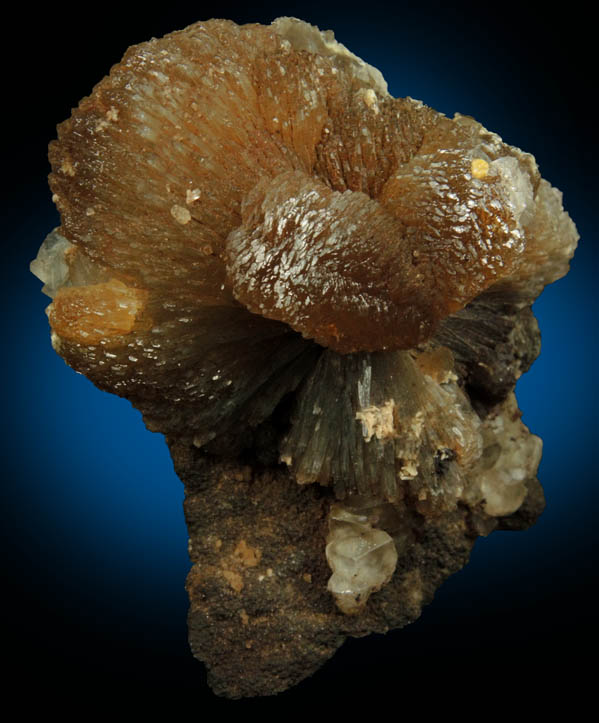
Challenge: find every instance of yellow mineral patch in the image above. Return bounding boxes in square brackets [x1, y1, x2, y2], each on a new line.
[233, 539, 262, 567]
[222, 569, 244, 593]
[471, 158, 490, 179]
[48, 279, 148, 344]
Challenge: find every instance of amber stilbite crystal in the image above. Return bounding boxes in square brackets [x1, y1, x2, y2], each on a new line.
[31, 16, 578, 697]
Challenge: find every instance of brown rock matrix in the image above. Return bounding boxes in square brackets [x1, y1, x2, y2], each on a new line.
[31, 17, 578, 697]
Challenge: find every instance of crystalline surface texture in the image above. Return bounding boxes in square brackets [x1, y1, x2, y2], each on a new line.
[33, 16, 578, 698]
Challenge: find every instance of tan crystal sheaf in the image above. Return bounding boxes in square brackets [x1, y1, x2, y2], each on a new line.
[32, 16, 578, 698]
[48, 280, 148, 344]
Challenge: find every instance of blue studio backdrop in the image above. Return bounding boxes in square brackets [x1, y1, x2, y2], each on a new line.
[3, 0, 596, 708]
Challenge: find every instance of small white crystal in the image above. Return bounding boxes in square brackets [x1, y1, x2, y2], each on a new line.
[30, 228, 73, 298]
[491, 156, 535, 225]
[326, 503, 398, 614]
[470, 393, 543, 517]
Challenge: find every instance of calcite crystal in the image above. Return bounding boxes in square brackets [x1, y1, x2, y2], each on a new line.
[31, 17, 578, 697]
[326, 502, 399, 614]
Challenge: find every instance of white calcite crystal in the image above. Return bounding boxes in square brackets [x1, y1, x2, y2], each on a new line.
[30, 228, 73, 298]
[326, 503, 398, 614]
[465, 393, 543, 517]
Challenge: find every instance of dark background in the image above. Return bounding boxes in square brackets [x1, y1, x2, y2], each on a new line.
[2, 0, 596, 712]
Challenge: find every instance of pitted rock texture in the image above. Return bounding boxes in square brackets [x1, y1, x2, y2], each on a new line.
[178, 447, 544, 697]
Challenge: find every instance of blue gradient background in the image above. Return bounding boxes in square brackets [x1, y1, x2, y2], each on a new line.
[3, 0, 596, 711]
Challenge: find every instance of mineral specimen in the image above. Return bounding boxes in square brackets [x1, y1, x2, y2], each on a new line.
[31, 16, 578, 697]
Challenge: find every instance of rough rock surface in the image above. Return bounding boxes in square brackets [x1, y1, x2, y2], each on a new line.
[178, 445, 544, 697]
[31, 17, 577, 697]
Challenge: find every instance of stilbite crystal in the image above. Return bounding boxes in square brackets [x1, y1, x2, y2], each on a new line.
[31, 16, 578, 697]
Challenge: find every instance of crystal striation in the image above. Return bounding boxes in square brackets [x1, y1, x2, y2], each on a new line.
[31, 16, 578, 697]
